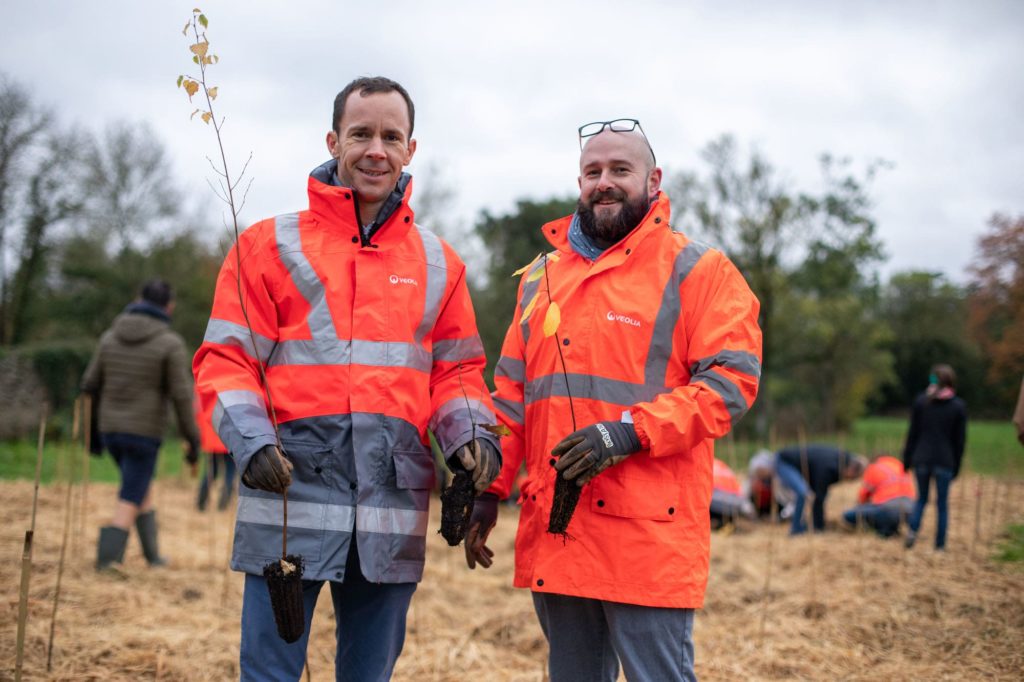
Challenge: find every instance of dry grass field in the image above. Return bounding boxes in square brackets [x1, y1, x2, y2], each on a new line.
[3, 473, 1023, 681]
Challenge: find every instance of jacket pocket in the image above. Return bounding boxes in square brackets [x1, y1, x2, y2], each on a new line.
[589, 472, 678, 522]
[393, 448, 436, 490]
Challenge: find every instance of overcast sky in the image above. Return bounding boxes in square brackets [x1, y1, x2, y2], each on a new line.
[4, 0, 1022, 282]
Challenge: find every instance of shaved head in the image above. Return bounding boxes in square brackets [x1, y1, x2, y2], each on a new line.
[580, 128, 656, 173]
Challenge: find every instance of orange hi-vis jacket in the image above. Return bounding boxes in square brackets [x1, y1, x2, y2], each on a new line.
[194, 389, 227, 455]
[193, 162, 497, 583]
[489, 193, 761, 608]
[858, 455, 915, 505]
[713, 457, 742, 495]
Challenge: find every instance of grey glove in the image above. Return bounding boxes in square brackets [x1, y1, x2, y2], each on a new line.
[241, 445, 293, 493]
[464, 492, 499, 569]
[450, 439, 501, 493]
[552, 420, 641, 486]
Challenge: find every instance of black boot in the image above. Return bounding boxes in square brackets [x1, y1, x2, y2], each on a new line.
[96, 526, 129, 571]
[135, 510, 168, 567]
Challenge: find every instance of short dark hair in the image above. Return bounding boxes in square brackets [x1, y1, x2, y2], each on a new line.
[139, 279, 173, 308]
[931, 364, 956, 389]
[332, 76, 415, 137]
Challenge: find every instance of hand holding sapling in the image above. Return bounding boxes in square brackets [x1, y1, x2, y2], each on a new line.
[552, 420, 641, 487]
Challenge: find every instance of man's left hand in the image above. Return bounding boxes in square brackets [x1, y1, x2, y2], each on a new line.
[552, 420, 641, 486]
[451, 439, 501, 493]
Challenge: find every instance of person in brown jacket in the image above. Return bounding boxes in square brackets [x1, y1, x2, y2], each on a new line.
[81, 279, 200, 570]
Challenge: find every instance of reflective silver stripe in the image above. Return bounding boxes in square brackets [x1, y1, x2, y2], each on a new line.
[645, 241, 710, 386]
[495, 356, 526, 384]
[237, 496, 355, 533]
[415, 227, 447, 345]
[525, 373, 666, 407]
[429, 396, 496, 431]
[493, 394, 524, 426]
[356, 505, 428, 536]
[204, 318, 277, 363]
[212, 389, 266, 433]
[433, 336, 484, 364]
[261, 339, 431, 372]
[518, 257, 546, 345]
[692, 369, 749, 424]
[276, 212, 339, 348]
[690, 349, 762, 379]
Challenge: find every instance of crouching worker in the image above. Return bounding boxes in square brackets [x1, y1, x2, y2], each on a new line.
[710, 457, 755, 529]
[776, 444, 866, 535]
[843, 454, 915, 538]
[81, 279, 201, 570]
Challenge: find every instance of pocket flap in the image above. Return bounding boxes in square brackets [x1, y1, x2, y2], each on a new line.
[589, 472, 677, 521]
[393, 449, 436, 490]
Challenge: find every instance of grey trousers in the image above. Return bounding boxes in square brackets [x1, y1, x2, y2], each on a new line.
[532, 591, 697, 682]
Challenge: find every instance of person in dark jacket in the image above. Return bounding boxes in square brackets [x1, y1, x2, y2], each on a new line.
[81, 279, 200, 570]
[775, 444, 866, 535]
[903, 364, 967, 550]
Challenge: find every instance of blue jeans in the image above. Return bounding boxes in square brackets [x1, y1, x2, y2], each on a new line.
[909, 466, 954, 549]
[532, 592, 696, 682]
[776, 461, 810, 535]
[843, 498, 912, 537]
[240, 543, 416, 681]
[103, 432, 161, 505]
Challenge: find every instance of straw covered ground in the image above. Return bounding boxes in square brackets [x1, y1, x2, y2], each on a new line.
[3, 472, 1023, 681]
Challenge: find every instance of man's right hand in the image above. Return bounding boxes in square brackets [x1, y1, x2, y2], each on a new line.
[464, 492, 499, 569]
[241, 445, 293, 494]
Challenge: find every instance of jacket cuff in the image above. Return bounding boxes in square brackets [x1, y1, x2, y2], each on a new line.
[629, 409, 652, 450]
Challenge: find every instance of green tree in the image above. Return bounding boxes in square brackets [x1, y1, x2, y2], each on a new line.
[669, 135, 889, 434]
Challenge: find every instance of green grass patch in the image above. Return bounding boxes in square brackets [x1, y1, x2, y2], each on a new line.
[0, 439, 189, 484]
[994, 524, 1024, 564]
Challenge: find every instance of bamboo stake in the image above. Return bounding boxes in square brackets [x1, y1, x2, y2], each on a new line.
[758, 466, 777, 646]
[797, 425, 819, 610]
[80, 395, 91, 547]
[16, 403, 49, 681]
[47, 435, 79, 671]
[69, 398, 82, 558]
[971, 478, 983, 559]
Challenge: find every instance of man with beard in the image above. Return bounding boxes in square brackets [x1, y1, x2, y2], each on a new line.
[464, 120, 762, 681]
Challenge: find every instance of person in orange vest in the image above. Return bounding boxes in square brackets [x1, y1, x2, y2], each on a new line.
[464, 120, 761, 681]
[710, 457, 755, 528]
[842, 454, 915, 537]
[194, 389, 236, 511]
[193, 77, 500, 682]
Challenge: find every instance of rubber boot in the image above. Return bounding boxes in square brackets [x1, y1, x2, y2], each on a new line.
[135, 510, 168, 567]
[96, 526, 129, 571]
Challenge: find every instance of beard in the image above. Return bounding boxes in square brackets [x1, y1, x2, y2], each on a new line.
[577, 189, 652, 247]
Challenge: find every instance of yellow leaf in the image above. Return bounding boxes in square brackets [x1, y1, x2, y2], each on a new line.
[190, 41, 209, 58]
[208, 86, 218, 100]
[511, 253, 541, 278]
[480, 423, 512, 438]
[548, 251, 561, 262]
[521, 293, 539, 322]
[182, 20, 190, 36]
[201, 111, 212, 124]
[525, 263, 546, 283]
[183, 80, 199, 99]
[542, 301, 561, 338]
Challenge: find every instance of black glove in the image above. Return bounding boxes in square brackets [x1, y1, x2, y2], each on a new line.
[184, 437, 200, 466]
[464, 492, 499, 569]
[449, 439, 502, 493]
[241, 445, 293, 493]
[552, 420, 641, 486]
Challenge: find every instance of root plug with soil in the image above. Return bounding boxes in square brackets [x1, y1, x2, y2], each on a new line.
[439, 461, 476, 546]
[263, 554, 305, 643]
[548, 468, 581, 536]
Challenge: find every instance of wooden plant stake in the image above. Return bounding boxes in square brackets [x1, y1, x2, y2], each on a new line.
[80, 394, 91, 546]
[971, 478, 983, 558]
[15, 404, 48, 681]
[47, 431, 79, 671]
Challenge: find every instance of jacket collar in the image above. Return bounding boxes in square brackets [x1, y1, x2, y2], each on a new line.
[307, 159, 416, 248]
[542, 191, 673, 258]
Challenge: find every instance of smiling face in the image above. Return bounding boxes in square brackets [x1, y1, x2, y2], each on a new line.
[577, 129, 661, 247]
[325, 90, 416, 224]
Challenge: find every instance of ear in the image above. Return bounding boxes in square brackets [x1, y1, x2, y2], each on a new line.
[326, 130, 339, 158]
[403, 138, 417, 166]
[577, 175, 583, 190]
[647, 167, 663, 197]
